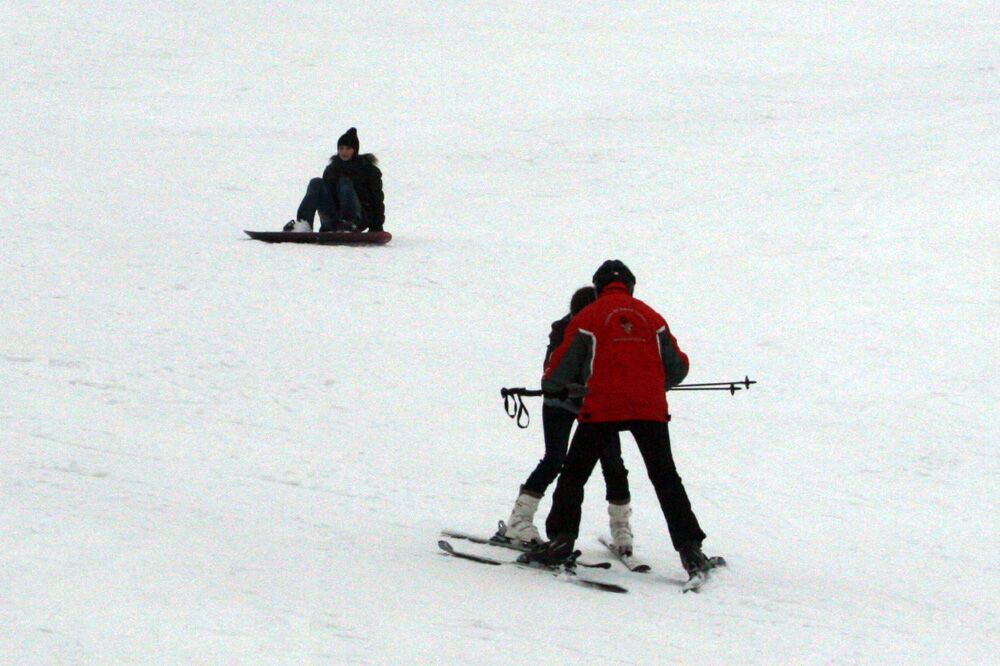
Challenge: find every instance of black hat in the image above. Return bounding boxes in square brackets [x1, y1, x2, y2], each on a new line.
[337, 127, 359, 152]
[592, 259, 636, 294]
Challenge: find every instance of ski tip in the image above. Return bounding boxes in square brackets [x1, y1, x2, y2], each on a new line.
[437, 539, 454, 553]
[599, 583, 629, 594]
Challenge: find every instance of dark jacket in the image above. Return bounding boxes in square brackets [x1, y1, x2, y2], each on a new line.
[543, 313, 580, 413]
[545, 314, 572, 369]
[542, 282, 689, 423]
[323, 153, 385, 230]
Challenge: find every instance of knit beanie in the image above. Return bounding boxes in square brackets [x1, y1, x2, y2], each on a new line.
[337, 127, 359, 152]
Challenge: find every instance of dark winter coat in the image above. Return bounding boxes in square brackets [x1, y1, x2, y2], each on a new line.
[545, 313, 572, 369]
[543, 313, 580, 414]
[323, 153, 385, 229]
[542, 282, 689, 423]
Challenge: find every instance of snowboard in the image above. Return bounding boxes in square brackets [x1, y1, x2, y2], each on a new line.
[244, 230, 392, 245]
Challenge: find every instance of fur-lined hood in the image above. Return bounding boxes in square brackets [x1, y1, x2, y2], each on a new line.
[329, 152, 378, 165]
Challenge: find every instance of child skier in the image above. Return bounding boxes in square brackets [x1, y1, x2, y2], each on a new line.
[503, 286, 636, 556]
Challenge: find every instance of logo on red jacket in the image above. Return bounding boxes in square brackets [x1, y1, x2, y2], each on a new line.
[619, 315, 633, 334]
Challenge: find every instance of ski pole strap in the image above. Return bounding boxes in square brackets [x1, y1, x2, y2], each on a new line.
[500, 387, 545, 428]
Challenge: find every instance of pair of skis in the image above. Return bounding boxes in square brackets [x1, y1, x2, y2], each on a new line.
[439, 524, 726, 593]
[437, 540, 627, 594]
[443, 522, 652, 572]
[442, 523, 607, 561]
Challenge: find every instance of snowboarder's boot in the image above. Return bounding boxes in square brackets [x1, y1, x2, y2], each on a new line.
[608, 501, 634, 557]
[283, 219, 312, 232]
[678, 540, 711, 576]
[522, 533, 576, 567]
[503, 488, 542, 545]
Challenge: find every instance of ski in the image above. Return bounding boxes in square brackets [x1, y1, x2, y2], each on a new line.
[442, 523, 612, 569]
[441, 522, 532, 551]
[681, 556, 727, 593]
[438, 540, 627, 594]
[597, 536, 652, 573]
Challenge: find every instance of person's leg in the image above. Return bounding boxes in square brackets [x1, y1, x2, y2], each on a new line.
[296, 178, 336, 229]
[629, 421, 706, 551]
[598, 431, 630, 503]
[505, 406, 576, 542]
[598, 431, 634, 553]
[544, 422, 614, 542]
[335, 177, 364, 229]
[522, 406, 575, 495]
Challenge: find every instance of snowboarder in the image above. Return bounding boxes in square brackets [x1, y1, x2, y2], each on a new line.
[527, 260, 714, 578]
[503, 286, 635, 555]
[285, 127, 385, 233]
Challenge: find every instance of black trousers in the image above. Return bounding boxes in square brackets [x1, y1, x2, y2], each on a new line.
[545, 420, 706, 551]
[522, 406, 630, 503]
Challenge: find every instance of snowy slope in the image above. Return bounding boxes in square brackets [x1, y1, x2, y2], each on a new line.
[2, 2, 998, 663]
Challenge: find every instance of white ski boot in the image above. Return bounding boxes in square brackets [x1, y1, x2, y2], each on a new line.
[504, 490, 542, 545]
[608, 501, 634, 556]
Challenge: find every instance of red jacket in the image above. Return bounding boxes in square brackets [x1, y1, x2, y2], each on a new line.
[541, 283, 689, 422]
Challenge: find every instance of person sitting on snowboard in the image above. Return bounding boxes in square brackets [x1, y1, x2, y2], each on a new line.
[285, 127, 385, 233]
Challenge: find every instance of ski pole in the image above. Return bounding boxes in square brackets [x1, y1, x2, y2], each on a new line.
[671, 376, 757, 389]
[501, 376, 756, 427]
[500, 387, 544, 429]
[669, 386, 743, 392]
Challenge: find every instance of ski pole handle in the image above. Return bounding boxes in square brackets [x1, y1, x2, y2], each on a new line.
[500, 387, 545, 428]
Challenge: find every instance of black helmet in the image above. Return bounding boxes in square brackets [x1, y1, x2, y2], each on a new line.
[592, 259, 636, 294]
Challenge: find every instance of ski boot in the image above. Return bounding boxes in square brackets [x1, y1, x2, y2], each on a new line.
[501, 488, 543, 546]
[608, 501, 634, 557]
[679, 540, 726, 575]
[519, 533, 577, 568]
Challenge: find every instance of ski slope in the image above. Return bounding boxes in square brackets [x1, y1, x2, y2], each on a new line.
[2, 2, 998, 663]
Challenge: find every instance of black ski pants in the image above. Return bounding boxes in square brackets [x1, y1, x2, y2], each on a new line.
[522, 405, 630, 503]
[545, 420, 706, 551]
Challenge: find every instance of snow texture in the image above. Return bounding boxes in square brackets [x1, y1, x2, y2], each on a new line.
[2, 2, 998, 663]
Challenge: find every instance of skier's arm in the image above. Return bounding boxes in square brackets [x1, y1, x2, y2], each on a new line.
[544, 315, 571, 370]
[658, 326, 690, 387]
[542, 328, 594, 397]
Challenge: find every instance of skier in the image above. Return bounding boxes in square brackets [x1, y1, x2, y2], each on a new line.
[285, 127, 385, 233]
[527, 260, 715, 578]
[503, 286, 635, 555]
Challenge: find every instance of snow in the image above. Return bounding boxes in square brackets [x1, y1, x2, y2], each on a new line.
[2, 1, 998, 663]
